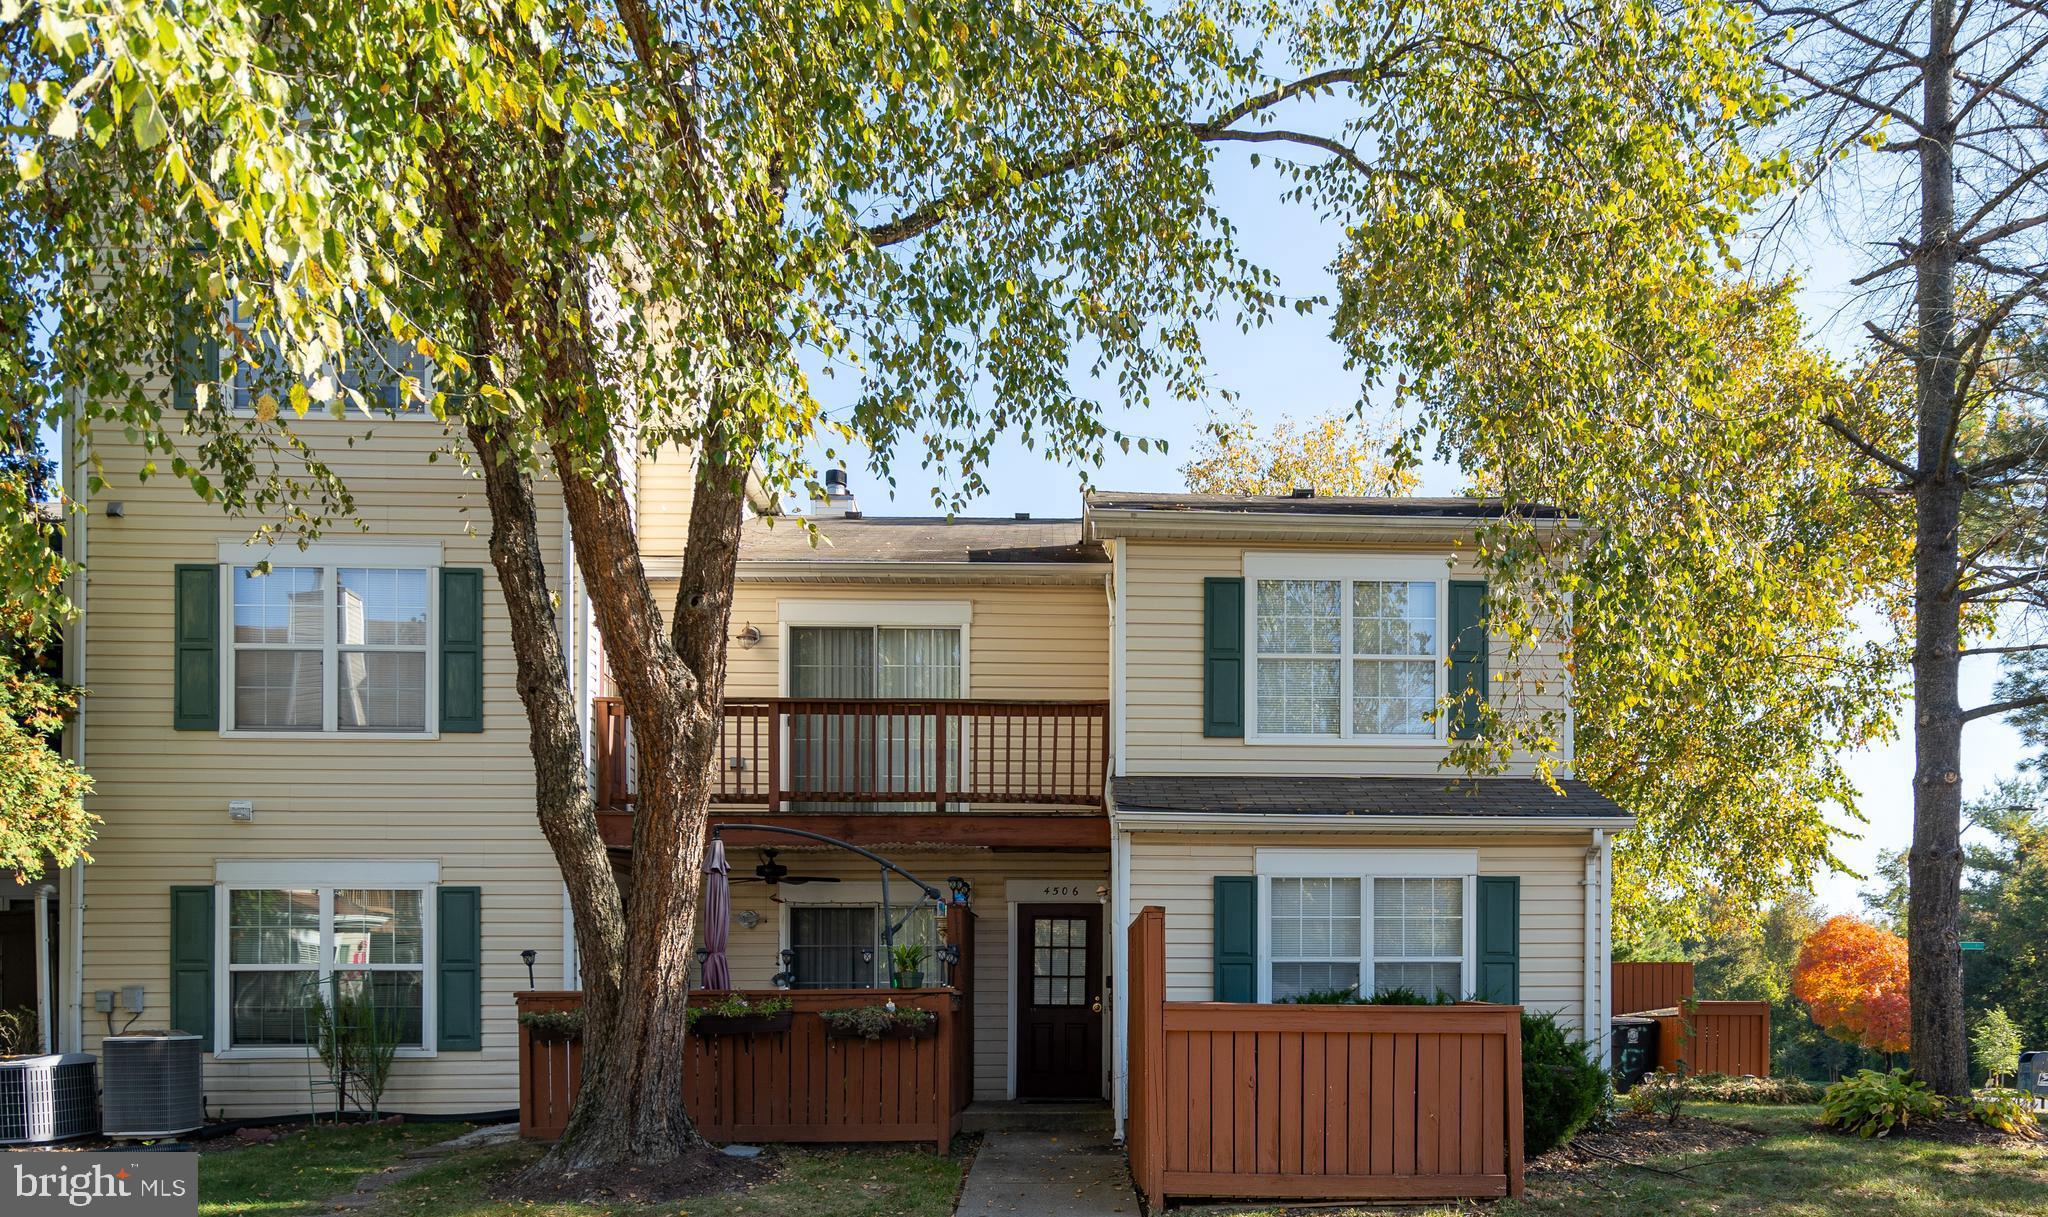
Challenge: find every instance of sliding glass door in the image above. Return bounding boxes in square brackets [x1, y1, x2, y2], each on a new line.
[788, 626, 962, 808]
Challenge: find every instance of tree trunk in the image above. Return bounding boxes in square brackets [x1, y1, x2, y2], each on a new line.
[1906, 0, 1971, 1097]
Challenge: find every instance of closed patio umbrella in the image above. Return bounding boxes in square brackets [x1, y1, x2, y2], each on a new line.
[702, 838, 732, 991]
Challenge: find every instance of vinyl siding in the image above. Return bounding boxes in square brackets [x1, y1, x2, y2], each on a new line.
[1119, 539, 1572, 776]
[651, 580, 1113, 702]
[1123, 830, 1596, 1035]
[636, 442, 696, 556]
[72, 420, 574, 1116]
[701, 849, 1109, 1101]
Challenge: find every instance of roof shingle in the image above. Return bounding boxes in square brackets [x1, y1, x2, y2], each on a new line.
[1111, 775, 1628, 820]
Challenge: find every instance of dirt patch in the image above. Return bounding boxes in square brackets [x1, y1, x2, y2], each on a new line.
[1531, 1111, 1763, 1177]
[1880, 1113, 2045, 1148]
[490, 1142, 775, 1205]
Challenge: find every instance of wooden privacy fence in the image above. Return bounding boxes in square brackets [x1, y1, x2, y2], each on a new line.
[1649, 1001, 1772, 1077]
[1126, 907, 1524, 1209]
[517, 988, 967, 1150]
[1611, 961, 1696, 1015]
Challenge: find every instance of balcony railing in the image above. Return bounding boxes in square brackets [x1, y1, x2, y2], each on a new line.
[593, 695, 1109, 813]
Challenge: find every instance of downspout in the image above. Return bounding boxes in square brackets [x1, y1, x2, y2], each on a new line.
[60, 392, 86, 1053]
[1111, 825, 1131, 1143]
[1582, 831, 1602, 1052]
[562, 503, 584, 990]
[32, 883, 54, 1053]
[1598, 829, 1614, 1051]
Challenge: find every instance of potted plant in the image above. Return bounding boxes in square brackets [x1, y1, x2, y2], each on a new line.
[889, 942, 929, 989]
[820, 1003, 939, 1040]
[517, 1008, 585, 1043]
[687, 994, 794, 1036]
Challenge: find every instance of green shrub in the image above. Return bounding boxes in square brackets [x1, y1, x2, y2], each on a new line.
[1367, 987, 1458, 1005]
[684, 994, 792, 1028]
[1283, 987, 1359, 1005]
[1965, 1089, 2042, 1138]
[1819, 1069, 1942, 1138]
[1627, 1071, 1821, 1108]
[1522, 1012, 1607, 1155]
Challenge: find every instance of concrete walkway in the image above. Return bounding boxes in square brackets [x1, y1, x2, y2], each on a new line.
[955, 1129, 1138, 1217]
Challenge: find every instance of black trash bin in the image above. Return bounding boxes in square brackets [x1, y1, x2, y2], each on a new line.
[1612, 1016, 1661, 1091]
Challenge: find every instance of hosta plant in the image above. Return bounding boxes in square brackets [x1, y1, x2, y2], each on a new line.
[1966, 1090, 2043, 1138]
[1820, 1069, 1943, 1138]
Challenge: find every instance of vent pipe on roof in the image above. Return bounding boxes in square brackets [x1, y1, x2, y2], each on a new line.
[1014, 512, 1031, 520]
[1289, 486, 1315, 499]
[812, 469, 859, 519]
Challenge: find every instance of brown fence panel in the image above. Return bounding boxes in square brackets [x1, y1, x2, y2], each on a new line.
[1651, 1001, 1771, 1077]
[1126, 906, 1522, 1208]
[1612, 962, 1695, 1015]
[517, 988, 965, 1149]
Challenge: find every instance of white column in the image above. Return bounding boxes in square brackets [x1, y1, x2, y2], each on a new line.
[1110, 827, 1132, 1140]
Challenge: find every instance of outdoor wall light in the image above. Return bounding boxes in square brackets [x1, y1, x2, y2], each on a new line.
[860, 948, 875, 965]
[520, 949, 538, 989]
[735, 909, 761, 929]
[735, 624, 762, 648]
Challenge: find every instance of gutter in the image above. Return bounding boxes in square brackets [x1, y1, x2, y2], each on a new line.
[640, 557, 1111, 585]
[1084, 507, 1566, 543]
[1110, 809, 1636, 833]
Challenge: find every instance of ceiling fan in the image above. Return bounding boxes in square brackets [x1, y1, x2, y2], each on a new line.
[731, 848, 841, 889]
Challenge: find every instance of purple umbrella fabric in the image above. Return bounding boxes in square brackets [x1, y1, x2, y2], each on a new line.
[702, 838, 732, 990]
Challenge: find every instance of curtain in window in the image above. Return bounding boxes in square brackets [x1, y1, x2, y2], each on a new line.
[788, 906, 878, 989]
[789, 626, 961, 808]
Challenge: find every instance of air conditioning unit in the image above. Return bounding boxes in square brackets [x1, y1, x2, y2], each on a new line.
[102, 1032, 205, 1138]
[0, 1053, 99, 1144]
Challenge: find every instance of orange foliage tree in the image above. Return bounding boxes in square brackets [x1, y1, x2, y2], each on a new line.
[1792, 916, 1911, 1055]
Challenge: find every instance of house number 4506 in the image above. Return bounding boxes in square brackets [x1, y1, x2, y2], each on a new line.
[1038, 885, 1085, 898]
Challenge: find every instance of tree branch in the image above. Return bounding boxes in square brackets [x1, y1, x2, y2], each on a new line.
[1821, 411, 1919, 481]
[862, 65, 1390, 248]
[1964, 694, 2048, 723]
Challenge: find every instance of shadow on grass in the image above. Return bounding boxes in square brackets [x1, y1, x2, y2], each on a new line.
[367, 1140, 965, 1217]
[198, 1122, 474, 1217]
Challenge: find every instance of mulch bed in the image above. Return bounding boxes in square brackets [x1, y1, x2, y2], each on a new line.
[1881, 1113, 2044, 1148]
[1530, 1111, 1763, 1177]
[489, 1142, 775, 1205]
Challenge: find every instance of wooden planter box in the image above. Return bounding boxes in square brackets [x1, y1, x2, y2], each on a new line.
[691, 1011, 794, 1037]
[823, 1018, 938, 1041]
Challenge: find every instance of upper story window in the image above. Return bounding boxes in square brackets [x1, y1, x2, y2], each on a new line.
[221, 542, 440, 736]
[218, 306, 436, 417]
[1245, 555, 1448, 741]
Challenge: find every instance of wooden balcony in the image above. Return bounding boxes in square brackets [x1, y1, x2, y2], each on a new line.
[593, 695, 1110, 849]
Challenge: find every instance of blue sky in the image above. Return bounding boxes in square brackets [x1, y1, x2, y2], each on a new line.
[826, 146, 2028, 918]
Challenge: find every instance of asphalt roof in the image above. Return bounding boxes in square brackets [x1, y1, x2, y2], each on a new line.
[739, 515, 1108, 565]
[1085, 491, 1565, 519]
[1111, 775, 1629, 820]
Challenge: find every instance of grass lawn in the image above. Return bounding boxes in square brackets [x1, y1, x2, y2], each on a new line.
[198, 1122, 475, 1217]
[370, 1140, 964, 1217]
[1181, 1104, 2048, 1216]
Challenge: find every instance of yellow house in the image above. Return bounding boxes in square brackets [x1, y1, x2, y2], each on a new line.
[49, 404, 1624, 1126]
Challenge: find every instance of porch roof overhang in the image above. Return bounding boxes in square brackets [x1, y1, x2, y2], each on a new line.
[1108, 775, 1634, 833]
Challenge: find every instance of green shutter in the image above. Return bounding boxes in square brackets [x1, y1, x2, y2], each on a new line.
[1476, 876, 1521, 1004]
[437, 886, 483, 1051]
[171, 289, 219, 411]
[1203, 577, 1245, 738]
[1213, 875, 1257, 1002]
[169, 886, 215, 1041]
[173, 564, 219, 730]
[1447, 579, 1488, 740]
[439, 567, 484, 733]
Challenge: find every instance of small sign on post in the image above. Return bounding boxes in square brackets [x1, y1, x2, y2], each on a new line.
[1961, 941, 1987, 952]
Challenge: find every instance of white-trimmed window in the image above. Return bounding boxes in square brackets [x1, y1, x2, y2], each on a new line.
[782, 902, 940, 989]
[1257, 850, 1476, 1002]
[216, 861, 439, 1056]
[226, 306, 436, 417]
[1245, 555, 1448, 741]
[222, 542, 439, 736]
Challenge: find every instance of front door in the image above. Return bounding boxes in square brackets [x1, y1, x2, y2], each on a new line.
[1016, 903, 1103, 1099]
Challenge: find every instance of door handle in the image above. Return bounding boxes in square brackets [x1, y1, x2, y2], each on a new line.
[1091, 997, 1103, 1014]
